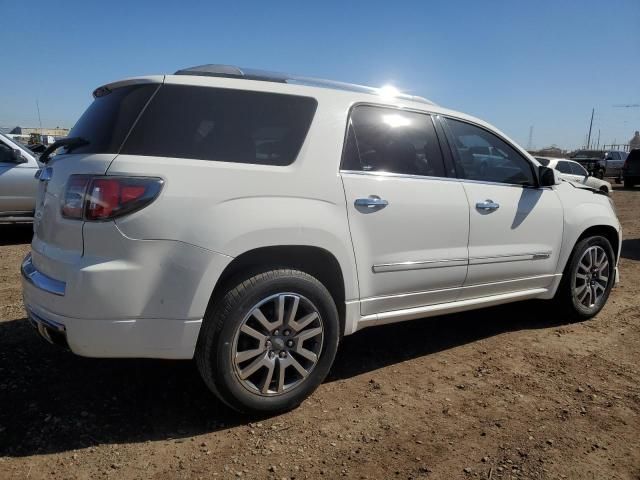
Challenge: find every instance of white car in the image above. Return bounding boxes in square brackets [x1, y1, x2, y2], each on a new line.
[22, 65, 621, 413]
[536, 156, 612, 194]
[0, 133, 40, 222]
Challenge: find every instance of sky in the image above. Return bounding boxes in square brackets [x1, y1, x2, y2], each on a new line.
[1, 0, 639, 150]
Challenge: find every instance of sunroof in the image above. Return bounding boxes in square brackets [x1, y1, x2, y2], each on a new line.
[173, 64, 434, 105]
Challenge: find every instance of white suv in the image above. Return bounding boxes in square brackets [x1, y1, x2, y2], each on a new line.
[22, 65, 621, 413]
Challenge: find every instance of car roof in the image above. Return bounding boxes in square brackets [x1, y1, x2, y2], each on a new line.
[173, 64, 436, 105]
[95, 66, 537, 164]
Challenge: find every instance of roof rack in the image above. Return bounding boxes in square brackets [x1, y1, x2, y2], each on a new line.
[174, 64, 434, 105]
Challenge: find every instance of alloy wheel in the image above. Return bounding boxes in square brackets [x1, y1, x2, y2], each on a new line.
[573, 245, 610, 308]
[231, 293, 324, 396]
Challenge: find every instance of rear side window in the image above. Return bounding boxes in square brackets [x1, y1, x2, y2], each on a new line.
[121, 85, 317, 166]
[64, 84, 158, 154]
[341, 105, 446, 177]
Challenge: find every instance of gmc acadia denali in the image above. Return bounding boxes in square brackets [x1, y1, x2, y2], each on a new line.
[22, 65, 621, 413]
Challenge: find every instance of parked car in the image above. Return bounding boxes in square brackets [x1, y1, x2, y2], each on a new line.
[22, 65, 621, 414]
[569, 149, 627, 181]
[622, 149, 640, 188]
[0, 132, 40, 222]
[535, 157, 612, 194]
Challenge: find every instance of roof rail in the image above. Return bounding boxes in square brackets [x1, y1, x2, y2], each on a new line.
[174, 64, 434, 105]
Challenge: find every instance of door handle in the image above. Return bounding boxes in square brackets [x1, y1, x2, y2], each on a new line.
[355, 196, 389, 209]
[475, 199, 500, 212]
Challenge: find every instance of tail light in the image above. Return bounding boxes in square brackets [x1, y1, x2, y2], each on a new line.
[62, 176, 163, 221]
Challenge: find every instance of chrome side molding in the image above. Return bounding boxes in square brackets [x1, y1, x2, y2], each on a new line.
[373, 252, 552, 273]
[373, 258, 467, 273]
[21, 253, 66, 296]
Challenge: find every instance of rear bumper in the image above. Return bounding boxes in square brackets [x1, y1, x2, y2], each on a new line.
[22, 299, 201, 359]
[21, 223, 233, 359]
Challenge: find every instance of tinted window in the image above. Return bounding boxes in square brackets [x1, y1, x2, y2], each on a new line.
[556, 161, 573, 174]
[608, 152, 620, 160]
[65, 84, 158, 154]
[0, 140, 14, 163]
[535, 157, 550, 166]
[627, 149, 640, 163]
[341, 105, 446, 177]
[122, 85, 317, 166]
[445, 119, 536, 186]
[570, 162, 588, 176]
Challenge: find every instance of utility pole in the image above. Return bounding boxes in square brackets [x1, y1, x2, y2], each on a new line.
[36, 99, 43, 137]
[527, 125, 534, 150]
[596, 129, 601, 149]
[586, 108, 594, 149]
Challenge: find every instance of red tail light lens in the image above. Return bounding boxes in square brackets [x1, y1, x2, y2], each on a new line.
[62, 176, 163, 221]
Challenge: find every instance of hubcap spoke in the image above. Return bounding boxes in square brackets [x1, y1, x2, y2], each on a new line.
[261, 357, 276, 394]
[240, 324, 266, 342]
[295, 326, 323, 343]
[236, 347, 265, 364]
[295, 346, 318, 363]
[289, 312, 318, 332]
[239, 352, 268, 380]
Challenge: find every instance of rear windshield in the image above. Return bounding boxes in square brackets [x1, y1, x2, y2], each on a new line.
[121, 85, 318, 166]
[64, 84, 158, 154]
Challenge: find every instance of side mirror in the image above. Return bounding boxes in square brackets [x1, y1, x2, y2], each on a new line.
[539, 165, 558, 187]
[12, 149, 28, 164]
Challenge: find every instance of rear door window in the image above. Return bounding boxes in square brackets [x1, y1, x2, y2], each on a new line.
[555, 161, 574, 174]
[570, 162, 588, 176]
[64, 84, 158, 155]
[121, 85, 317, 166]
[341, 105, 447, 177]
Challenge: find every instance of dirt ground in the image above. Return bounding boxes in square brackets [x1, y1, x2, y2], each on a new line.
[1, 187, 639, 480]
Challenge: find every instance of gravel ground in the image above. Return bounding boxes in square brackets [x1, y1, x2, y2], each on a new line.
[0, 187, 639, 480]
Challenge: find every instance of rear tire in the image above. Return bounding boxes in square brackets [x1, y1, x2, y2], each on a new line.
[554, 236, 615, 321]
[196, 269, 340, 414]
[624, 178, 634, 189]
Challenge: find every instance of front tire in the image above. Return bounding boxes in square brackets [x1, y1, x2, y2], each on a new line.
[196, 269, 340, 414]
[554, 236, 615, 320]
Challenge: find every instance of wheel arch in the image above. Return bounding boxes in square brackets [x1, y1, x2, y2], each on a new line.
[576, 224, 620, 261]
[208, 245, 347, 334]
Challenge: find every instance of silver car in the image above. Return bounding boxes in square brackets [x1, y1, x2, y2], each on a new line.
[0, 133, 40, 222]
